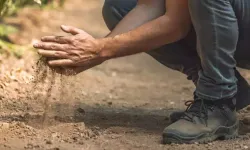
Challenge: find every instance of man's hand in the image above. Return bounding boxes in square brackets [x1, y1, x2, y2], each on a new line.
[33, 25, 106, 71]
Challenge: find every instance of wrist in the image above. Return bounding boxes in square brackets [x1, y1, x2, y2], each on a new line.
[97, 38, 116, 60]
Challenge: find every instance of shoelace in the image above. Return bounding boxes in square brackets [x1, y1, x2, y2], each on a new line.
[181, 99, 212, 126]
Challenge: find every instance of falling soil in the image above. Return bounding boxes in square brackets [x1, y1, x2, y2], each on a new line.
[31, 57, 59, 127]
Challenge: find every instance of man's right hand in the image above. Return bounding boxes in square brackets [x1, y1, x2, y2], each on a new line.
[53, 59, 103, 76]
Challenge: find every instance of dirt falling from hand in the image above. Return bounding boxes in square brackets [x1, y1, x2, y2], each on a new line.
[31, 57, 61, 128]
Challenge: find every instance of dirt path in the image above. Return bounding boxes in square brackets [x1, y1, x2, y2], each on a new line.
[0, 0, 250, 149]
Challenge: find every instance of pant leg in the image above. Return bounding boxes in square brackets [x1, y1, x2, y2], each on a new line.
[102, 0, 138, 31]
[102, 0, 200, 84]
[189, 0, 239, 100]
[232, 0, 250, 69]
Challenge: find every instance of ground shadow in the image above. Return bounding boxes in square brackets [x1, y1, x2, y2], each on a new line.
[1, 102, 250, 136]
[0, 102, 177, 134]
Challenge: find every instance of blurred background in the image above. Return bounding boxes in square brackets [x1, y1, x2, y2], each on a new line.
[0, 0, 249, 150]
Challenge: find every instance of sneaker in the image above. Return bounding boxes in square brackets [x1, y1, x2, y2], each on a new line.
[169, 69, 250, 123]
[162, 97, 239, 144]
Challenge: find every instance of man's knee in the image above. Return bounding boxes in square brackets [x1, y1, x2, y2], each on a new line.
[102, 0, 118, 30]
[102, 0, 137, 30]
[103, 0, 137, 12]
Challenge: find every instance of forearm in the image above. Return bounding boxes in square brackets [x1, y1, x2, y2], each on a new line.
[100, 0, 190, 59]
[100, 16, 188, 59]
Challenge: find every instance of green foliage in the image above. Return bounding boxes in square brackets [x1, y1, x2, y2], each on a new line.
[0, 0, 39, 17]
[0, 0, 65, 17]
[0, 0, 66, 58]
[0, 24, 18, 37]
[0, 40, 25, 59]
[0, 0, 10, 16]
[42, 0, 65, 7]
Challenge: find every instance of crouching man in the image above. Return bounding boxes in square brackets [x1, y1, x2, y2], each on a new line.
[34, 0, 250, 144]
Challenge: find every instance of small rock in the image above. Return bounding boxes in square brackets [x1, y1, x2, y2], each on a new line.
[111, 72, 117, 77]
[242, 116, 250, 125]
[247, 106, 250, 111]
[76, 108, 85, 115]
[50, 148, 60, 150]
[0, 122, 10, 129]
[46, 139, 53, 145]
[243, 145, 248, 149]
[52, 133, 59, 138]
[81, 91, 87, 96]
[108, 94, 113, 99]
[95, 90, 100, 94]
[78, 141, 84, 145]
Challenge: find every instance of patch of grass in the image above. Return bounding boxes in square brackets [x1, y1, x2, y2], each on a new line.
[0, 24, 18, 37]
[0, 40, 28, 59]
[0, 0, 66, 58]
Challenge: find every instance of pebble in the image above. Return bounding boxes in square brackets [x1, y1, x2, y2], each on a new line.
[247, 106, 250, 111]
[52, 132, 59, 138]
[111, 72, 117, 77]
[108, 94, 113, 99]
[76, 108, 85, 115]
[81, 91, 87, 96]
[243, 146, 248, 149]
[95, 90, 100, 94]
[170, 102, 175, 105]
[46, 139, 53, 145]
[50, 148, 60, 150]
[0, 122, 10, 129]
[242, 116, 250, 125]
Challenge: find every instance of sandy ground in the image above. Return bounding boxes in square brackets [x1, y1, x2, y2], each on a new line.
[0, 0, 250, 149]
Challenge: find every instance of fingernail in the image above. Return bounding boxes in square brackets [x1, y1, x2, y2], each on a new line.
[33, 43, 38, 47]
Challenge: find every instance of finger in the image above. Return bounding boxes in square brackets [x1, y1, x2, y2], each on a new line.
[41, 36, 73, 44]
[34, 42, 70, 51]
[38, 50, 69, 58]
[48, 59, 75, 67]
[61, 25, 86, 35]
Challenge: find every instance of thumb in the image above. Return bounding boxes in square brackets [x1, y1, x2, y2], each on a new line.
[61, 25, 86, 35]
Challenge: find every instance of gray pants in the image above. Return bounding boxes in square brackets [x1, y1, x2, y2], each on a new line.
[102, 0, 250, 100]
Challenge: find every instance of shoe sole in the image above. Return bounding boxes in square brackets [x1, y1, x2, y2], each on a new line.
[162, 120, 239, 144]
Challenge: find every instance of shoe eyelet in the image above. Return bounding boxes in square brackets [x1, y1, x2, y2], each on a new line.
[211, 107, 215, 111]
[220, 106, 226, 110]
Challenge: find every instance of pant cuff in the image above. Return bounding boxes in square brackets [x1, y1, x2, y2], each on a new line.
[195, 89, 237, 101]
